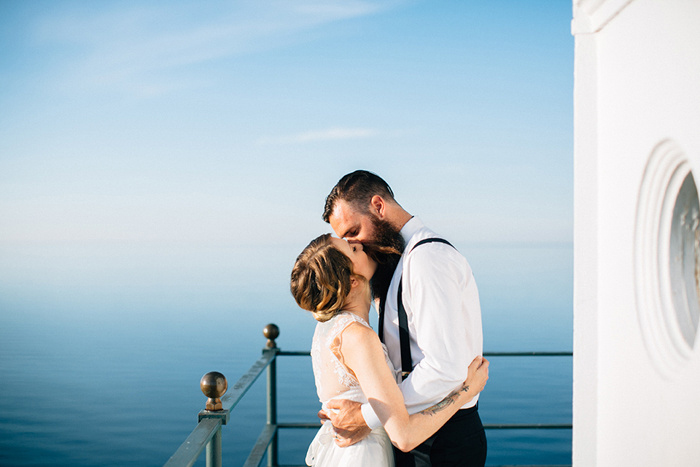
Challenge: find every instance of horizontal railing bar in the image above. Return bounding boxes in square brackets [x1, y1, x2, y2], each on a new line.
[277, 422, 322, 429]
[277, 351, 573, 357]
[484, 352, 572, 357]
[266, 462, 574, 467]
[275, 422, 572, 430]
[220, 349, 277, 412]
[271, 464, 571, 467]
[277, 350, 311, 356]
[274, 463, 572, 467]
[242, 423, 277, 467]
[485, 424, 572, 429]
[164, 417, 222, 467]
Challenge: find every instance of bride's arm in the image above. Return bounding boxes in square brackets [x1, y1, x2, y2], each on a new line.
[335, 322, 488, 452]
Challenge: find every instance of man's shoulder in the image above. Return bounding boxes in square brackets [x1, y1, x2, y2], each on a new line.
[406, 231, 460, 258]
[403, 232, 469, 275]
[404, 222, 440, 250]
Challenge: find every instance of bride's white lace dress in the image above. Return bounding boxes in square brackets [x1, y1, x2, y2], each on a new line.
[305, 312, 397, 467]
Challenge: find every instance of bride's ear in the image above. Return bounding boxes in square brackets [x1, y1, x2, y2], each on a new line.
[349, 275, 367, 290]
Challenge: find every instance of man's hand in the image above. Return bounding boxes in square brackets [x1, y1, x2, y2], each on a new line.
[320, 399, 372, 447]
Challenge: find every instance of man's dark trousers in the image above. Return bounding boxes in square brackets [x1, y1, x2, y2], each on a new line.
[394, 405, 487, 467]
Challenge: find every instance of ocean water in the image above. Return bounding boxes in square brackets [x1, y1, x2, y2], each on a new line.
[0, 242, 572, 466]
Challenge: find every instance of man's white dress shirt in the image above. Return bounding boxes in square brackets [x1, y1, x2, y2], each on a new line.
[362, 217, 483, 429]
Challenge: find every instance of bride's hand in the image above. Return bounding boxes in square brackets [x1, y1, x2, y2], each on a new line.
[464, 356, 489, 395]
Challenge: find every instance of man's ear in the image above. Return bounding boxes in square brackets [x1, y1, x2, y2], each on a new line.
[370, 195, 385, 218]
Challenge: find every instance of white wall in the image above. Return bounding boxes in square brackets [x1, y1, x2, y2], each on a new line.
[573, 0, 700, 465]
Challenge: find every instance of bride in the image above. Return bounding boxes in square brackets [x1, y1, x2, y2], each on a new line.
[290, 234, 489, 467]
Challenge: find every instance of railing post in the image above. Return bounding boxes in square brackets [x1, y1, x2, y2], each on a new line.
[263, 324, 280, 467]
[199, 372, 229, 467]
[206, 427, 222, 467]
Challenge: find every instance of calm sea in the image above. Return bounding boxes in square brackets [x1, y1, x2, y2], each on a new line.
[0, 242, 572, 466]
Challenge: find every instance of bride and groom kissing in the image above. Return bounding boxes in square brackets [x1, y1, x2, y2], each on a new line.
[291, 170, 488, 467]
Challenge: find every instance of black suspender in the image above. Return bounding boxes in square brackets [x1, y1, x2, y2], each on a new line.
[379, 237, 455, 379]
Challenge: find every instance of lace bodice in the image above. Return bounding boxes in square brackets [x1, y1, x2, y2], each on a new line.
[310, 312, 397, 407]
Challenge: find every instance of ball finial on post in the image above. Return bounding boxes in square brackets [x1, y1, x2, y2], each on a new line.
[263, 323, 279, 348]
[200, 372, 228, 411]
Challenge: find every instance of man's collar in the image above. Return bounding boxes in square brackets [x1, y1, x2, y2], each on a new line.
[399, 216, 423, 246]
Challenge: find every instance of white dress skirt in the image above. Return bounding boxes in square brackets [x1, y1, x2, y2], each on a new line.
[305, 312, 399, 467]
[305, 421, 393, 467]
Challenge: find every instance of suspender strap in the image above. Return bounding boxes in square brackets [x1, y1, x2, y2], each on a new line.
[396, 278, 411, 377]
[378, 293, 387, 343]
[380, 237, 455, 379]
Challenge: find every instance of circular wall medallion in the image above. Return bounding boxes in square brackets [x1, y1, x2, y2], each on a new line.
[635, 140, 699, 376]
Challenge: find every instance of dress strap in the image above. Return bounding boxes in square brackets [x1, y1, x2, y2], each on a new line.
[331, 311, 370, 339]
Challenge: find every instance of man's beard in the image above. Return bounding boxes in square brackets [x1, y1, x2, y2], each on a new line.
[363, 217, 405, 305]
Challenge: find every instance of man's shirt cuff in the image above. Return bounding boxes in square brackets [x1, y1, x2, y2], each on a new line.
[361, 402, 382, 429]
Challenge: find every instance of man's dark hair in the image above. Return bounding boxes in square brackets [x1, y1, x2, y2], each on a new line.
[322, 170, 395, 223]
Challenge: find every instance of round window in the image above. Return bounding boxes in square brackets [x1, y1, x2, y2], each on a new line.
[635, 140, 699, 376]
[667, 172, 700, 348]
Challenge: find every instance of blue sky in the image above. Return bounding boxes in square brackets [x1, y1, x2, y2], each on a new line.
[0, 1, 573, 323]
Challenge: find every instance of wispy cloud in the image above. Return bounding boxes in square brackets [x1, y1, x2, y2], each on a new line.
[258, 127, 380, 144]
[32, 0, 403, 97]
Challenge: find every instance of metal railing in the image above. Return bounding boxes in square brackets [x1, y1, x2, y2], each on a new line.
[164, 324, 572, 467]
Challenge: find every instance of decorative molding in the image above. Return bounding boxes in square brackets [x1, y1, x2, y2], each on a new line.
[572, 0, 637, 35]
[635, 139, 699, 378]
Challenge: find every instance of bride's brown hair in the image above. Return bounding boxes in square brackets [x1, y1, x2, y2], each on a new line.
[290, 234, 360, 322]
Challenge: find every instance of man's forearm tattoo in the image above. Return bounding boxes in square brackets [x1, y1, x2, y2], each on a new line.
[420, 384, 470, 416]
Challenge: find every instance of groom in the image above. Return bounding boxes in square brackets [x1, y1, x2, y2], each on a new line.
[321, 170, 486, 467]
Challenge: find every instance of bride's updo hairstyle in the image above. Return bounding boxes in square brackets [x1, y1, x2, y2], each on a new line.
[291, 234, 357, 322]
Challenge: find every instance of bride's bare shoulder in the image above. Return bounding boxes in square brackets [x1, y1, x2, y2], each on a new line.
[338, 321, 382, 354]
